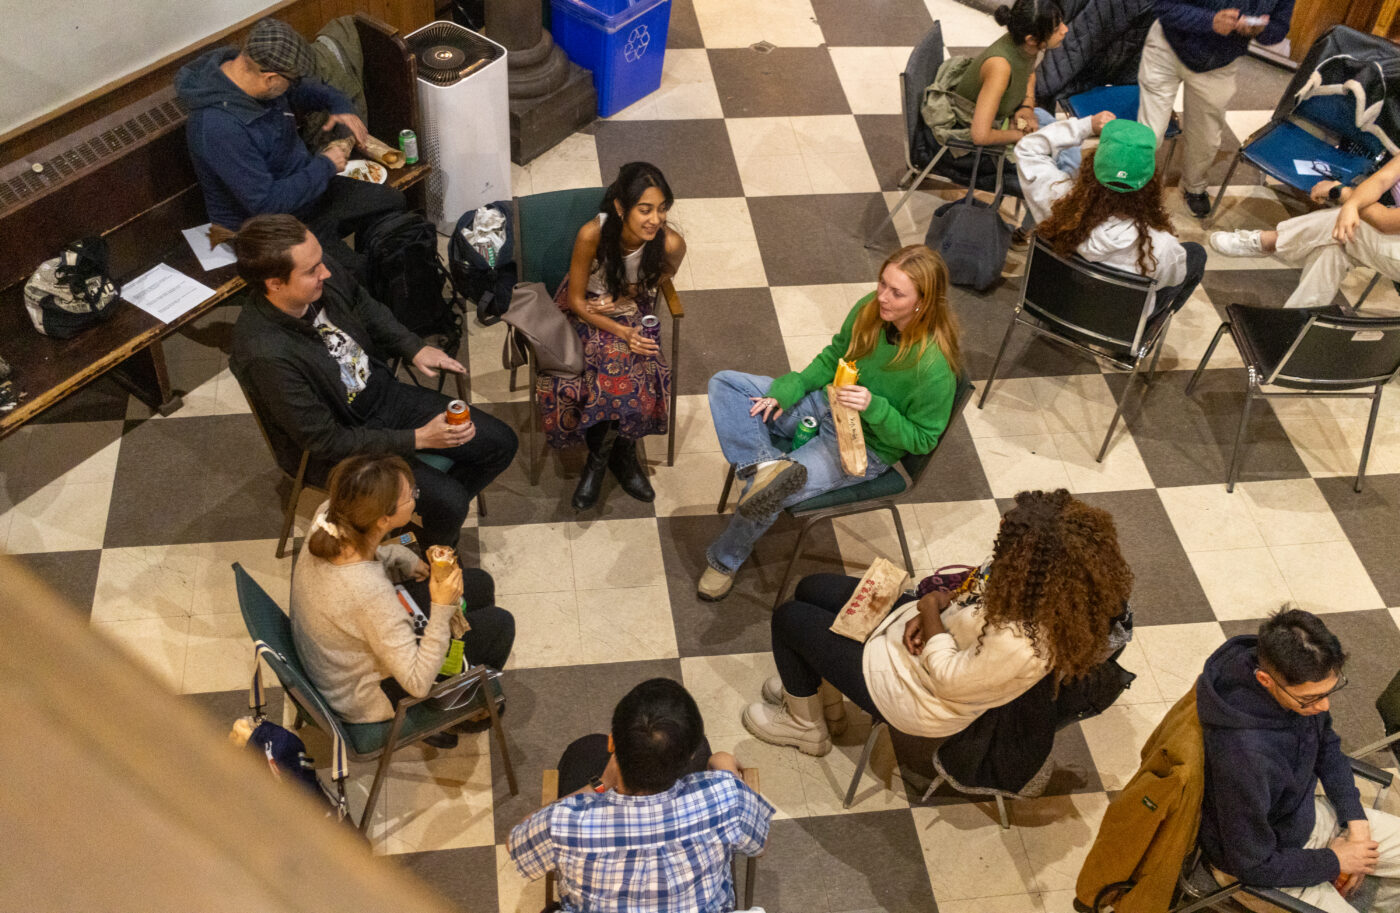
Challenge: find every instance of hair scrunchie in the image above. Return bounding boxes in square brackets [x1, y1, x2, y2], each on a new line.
[313, 513, 343, 539]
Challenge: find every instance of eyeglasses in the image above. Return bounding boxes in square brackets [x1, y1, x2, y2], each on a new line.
[270, 71, 302, 87]
[396, 487, 420, 509]
[1274, 672, 1349, 708]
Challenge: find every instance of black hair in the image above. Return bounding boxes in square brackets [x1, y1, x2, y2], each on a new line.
[993, 0, 1063, 45]
[598, 161, 674, 300]
[610, 678, 704, 794]
[1257, 607, 1347, 686]
[234, 213, 310, 290]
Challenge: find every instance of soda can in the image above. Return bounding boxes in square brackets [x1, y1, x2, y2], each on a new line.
[791, 416, 819, 450]
[445, 399, 471, 425]
[640, 313, 661, 341]
[399, 129, 419, 165]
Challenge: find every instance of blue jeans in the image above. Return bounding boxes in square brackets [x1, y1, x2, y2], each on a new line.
[706, 371, 889, 574]
[1036, 107, 1082, 175]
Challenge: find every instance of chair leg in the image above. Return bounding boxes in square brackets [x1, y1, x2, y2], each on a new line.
[1146, 315, 1173, 383]
[475, 491, 487, 519]
[508, 363, 518, 393]
[668, 318, 680, 466]
[360, 749, 396, 835]
[1226, 377, 1257, 493]
[744, 855, 758, 911]
[979, 313, 1021, 409]
[843, 720, 886, 809]
[277, 454, 310, 559]
[920, 773, 946, 803]
[1207, 151, 1241, 218]
[1162, 130, 1179, 175]
[1357, 386, 1384, 493]
[528, 359, 541, 486]
[772, 516, 819, 611]
[483, 678, 519, 795]
[1185, 322, 1230, 396]
[1356, 271, 1382, 310]
[1097, 357, 1145, 463]
[889, 504, 915, 577]
[866, 148, 946, 249]
[717, 464, 737, 513]
[994, 793, 1010, 829]
[1171, 883, 1247, 913]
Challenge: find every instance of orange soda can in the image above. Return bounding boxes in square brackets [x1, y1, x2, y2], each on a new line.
[446, 400, 471, 425]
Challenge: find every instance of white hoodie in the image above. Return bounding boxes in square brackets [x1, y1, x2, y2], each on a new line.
[1016, 117, 1187, 293]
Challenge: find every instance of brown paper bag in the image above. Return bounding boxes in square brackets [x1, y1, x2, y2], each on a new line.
[826, 384, 868, 476]
[363, 135, 405, 169]
[829, 557, 910, 642]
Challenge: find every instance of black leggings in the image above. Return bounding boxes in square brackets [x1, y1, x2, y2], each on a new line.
[556, 733, 713, 796]
[771, 574, 917, 717]
[401, 565, 515, 672]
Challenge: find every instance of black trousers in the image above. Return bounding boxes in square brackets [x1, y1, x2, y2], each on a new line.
[401, 564, 515, 672]
[1155, 241, 1209, 315]
[771, 574, 917, 716]
[364, 379, 518, 547]
[556, 733, 714, 796]
[297, 176, 406, 282]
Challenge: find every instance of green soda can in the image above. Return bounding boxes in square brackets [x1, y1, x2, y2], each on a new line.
[399, 129, 419, 165]
[790, 416, 819, 450]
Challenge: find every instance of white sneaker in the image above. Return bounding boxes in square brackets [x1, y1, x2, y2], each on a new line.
[743, 691, 832, 756]
[1209, 229, 1265, 258]
[761, 675, 847, 735]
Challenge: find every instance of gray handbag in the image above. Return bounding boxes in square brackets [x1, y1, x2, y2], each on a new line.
[923, 146, 1013, 292]
[500, 282, 584, 377]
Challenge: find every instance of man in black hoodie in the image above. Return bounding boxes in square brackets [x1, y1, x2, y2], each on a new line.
[1197, 609, 1399, 912]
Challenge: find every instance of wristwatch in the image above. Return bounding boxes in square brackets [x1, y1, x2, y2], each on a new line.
[1329, 183, 1343, 202]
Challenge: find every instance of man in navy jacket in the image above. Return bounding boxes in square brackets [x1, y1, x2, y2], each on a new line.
[176, 18, 404, 278]
[1137, 0, 1294, 217]
[1197, 609, 1399, 912]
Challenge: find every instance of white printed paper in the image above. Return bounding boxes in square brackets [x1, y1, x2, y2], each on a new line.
[181, 223, 237, 271]
[121, 263, 214, 323]
[1294, 159, 1324, 177]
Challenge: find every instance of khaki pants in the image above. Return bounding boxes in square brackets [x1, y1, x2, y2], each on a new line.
[1273, 207, 1400, 308]
[1137, 21, 1240, 195]
[1282, 796, 1400, 913]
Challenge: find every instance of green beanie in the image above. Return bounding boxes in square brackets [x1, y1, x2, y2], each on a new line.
[1093, 119, 1157, 192]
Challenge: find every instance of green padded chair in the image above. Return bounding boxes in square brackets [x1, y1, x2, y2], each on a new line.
[232, 563, 518, 837]
[716, 374, 974, 609]
[512, 187, 684, 483]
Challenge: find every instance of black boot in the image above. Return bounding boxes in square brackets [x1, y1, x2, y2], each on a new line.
[608, 436, 655, 502]
[572, 423, 616, 511]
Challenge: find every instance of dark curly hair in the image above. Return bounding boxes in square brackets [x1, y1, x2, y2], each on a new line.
[979, 489, 1134, 681]
[1035, 147, 1175, 276]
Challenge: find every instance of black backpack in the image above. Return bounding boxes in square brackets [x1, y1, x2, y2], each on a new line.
[448, 201, 516, 326]
[361, 212, 462, 352]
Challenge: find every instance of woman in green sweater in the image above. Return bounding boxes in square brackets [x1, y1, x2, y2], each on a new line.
[698, 245, 961, 601]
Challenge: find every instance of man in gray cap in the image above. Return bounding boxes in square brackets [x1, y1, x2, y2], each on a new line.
[176, 18, 404, 278]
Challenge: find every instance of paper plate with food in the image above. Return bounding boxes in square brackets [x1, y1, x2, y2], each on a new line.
[339, 159, 387, 184]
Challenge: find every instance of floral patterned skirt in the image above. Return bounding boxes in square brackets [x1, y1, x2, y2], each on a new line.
[536, 280, 670, 449]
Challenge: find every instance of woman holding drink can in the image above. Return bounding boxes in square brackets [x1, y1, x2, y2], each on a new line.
[290, 453, 515, 749]
[536, 162, 687, 512]
[697, 245, 962, 602]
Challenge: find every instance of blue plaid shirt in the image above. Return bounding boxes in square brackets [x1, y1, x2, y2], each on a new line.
[509, 771, 774, 913]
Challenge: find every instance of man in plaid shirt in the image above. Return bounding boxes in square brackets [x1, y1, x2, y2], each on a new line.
[509, 678, 773, 912]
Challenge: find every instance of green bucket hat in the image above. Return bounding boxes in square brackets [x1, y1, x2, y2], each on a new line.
[1093, 119, 1157, 193]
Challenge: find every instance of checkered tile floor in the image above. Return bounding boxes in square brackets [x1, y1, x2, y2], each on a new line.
[6, 1, 1400, 910]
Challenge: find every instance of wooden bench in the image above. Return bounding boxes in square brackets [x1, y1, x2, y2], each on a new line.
[0, 11, 428, 438]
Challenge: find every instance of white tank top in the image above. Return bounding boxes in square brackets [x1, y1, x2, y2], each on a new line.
[584, 213, 645, 316]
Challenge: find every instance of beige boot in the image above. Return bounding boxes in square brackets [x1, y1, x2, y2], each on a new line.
[743, 689, 831, 756]
[761, 675, 847, 736]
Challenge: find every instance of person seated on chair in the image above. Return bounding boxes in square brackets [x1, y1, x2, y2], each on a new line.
[697, 245, 959, 602]
[744, 489, 1133, 757]
[508, 678, 773, 913]
[1018, 114, 1207, 316]
[290, 453, 515, 751]
[1197, 608, 1400, 913]
[175, 17, 405, 279]
[535, 162, 687, 513]
[229, 214, 517, 548]
[1208, 154, 1400, 309]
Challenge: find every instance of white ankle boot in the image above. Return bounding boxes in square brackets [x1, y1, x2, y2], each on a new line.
[761, 675, 847, 735]
[744, 688, 832, 756]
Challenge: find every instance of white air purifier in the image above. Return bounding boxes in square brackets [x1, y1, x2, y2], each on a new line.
[405, 22, 511, 234]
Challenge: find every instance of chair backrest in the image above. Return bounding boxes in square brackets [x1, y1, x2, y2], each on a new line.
[900, 371, 974, 485]
[515, 186, 608, 295]
[1020, 235, 1158, 353]
[901, 22, 945, 170]
[1294, 94, 1387, 160]
[1270, 311, 1400, 388]
[228, 361, 306, 480]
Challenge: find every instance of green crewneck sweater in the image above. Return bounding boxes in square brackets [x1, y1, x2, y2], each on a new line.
[767, 296, 956, 466]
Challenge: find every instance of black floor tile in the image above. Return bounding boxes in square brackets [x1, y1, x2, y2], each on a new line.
[182, 686, 282, 728]
[1201, 267, 1348, 311]
[1075, 489, 1217, 626]
[672, 287, 790, 397]
[667, 0, 704, 49]
[594, 118, 744, 199]
[25, 375, 131, 425]
[748, 193, 896, 286]
[709, 48, 852, 119]
[8, 549, 103, 619]
[1106, 368, 1310, 488]
[1317, 473, 1400, 606]
[3, 418, 123, 502]
[812, 0, 933, 46]
[905, 417, 993, 502]
[855, 113, 912, 193]
[489, 659, 684, 842]
[393, 846, 499, 913]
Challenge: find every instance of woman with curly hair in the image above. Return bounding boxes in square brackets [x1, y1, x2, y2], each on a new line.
[743, 489, 1132, 756]
[1017, 114, 1206, 316]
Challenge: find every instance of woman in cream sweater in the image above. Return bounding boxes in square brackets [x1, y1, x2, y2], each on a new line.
[744, 489, 1133, 755]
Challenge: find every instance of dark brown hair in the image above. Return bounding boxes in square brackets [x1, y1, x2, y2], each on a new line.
[979, 489, 1134, 681]
[1035, 147, 1175, 276]
[307, 454, 414, 560]
[234, 214, 310, 290]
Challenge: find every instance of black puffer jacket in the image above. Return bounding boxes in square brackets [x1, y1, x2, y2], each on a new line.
[1036, 0, 1157, 109]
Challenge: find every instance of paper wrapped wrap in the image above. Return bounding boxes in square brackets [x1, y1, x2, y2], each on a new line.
[826, 384, 867, 476]
[363, 135, 405, 168]
[829, 558, 910, 642]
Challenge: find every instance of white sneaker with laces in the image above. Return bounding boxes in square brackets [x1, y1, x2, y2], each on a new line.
[1209, 229, 1265, 258]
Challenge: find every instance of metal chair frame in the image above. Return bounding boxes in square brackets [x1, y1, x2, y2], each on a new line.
[980, 235, 1168, 462]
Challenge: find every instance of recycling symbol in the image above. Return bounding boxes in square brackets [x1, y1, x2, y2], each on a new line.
[623, 25, 650, 62]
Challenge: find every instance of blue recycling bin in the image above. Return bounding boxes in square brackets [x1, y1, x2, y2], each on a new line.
[550, 0, 671, 117]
